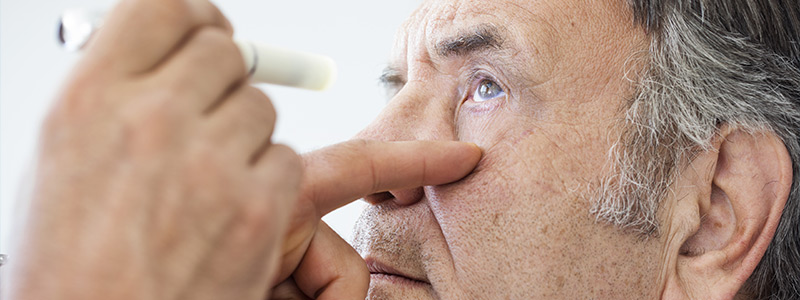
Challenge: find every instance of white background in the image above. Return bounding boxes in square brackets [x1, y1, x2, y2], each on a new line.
[0, 0, 421, 254]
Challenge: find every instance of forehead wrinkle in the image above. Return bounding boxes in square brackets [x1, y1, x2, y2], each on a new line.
[419, 1, 546, 61]
[394, 0, 558, 85]
[421, 0, 478, 55]
[395, 2, 450, 80]
[396, 0, 494, 61]
[387, 1, 435, 74]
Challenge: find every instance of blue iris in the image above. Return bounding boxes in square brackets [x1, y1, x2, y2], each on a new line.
[473, 79, 505, 102]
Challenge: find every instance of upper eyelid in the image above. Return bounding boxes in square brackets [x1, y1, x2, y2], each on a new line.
[378, 66, 507, 103]
[378, 68, 406, 101]
[379, 74, 406, 87]
[461, 68, 510, 107]
[466, 67, 500, 84]
[466, 70, 505, 93]
[379, 67, 406, 87]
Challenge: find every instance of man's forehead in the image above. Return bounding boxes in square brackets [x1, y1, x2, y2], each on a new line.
[400, 0, 511, 43]
[389, 0, 559, 70]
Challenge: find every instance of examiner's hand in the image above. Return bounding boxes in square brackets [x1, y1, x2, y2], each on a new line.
[10, 0, 301, 299]
[7, 0, 482, 299]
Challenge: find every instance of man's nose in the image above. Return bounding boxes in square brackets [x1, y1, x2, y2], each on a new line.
[355, 82, 457, 207]
[363, 188, 424, 206]
[355, 82, 457, 142]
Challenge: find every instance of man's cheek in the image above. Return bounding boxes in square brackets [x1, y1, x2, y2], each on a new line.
[429, 137, 544, 221]
[455, 105, 517, 146]
[426, 139, 585, 291]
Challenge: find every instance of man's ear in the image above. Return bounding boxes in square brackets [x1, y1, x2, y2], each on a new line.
[660, 127, 793, 300]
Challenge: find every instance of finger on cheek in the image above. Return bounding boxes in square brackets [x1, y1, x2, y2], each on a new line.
[301, 140, 483, 216]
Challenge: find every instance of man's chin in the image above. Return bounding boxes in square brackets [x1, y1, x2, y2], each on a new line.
[367, 274, 436, 299]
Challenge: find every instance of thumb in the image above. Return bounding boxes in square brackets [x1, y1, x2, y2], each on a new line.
[292, 222, 369, 300]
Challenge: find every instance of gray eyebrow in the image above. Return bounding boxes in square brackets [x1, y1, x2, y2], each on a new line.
[378, 25, 505, 88]
[435, 25, 504, 58]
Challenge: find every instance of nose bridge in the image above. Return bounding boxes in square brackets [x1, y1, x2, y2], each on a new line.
[356, 81, 456, 142]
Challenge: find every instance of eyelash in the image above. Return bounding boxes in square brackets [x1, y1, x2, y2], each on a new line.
[379, 69, 508, 109]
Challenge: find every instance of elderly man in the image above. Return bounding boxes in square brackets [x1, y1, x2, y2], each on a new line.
[5, 0, 800, 299]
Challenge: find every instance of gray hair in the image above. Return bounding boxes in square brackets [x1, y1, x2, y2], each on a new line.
[590, 0, 800, 298]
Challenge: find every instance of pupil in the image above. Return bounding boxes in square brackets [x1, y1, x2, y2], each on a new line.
[480, 81, 495, 97]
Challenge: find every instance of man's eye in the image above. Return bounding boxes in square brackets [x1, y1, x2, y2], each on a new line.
[472, 79, 506, 102]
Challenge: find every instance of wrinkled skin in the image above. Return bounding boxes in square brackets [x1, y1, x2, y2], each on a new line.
[352, 0, 663, 298]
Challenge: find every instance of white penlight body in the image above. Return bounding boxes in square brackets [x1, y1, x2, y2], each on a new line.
[236, 40, 337, 91]
[59, 9, 337, 91]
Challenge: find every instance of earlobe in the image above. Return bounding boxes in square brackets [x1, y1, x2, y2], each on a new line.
[662, 128, 793, 300]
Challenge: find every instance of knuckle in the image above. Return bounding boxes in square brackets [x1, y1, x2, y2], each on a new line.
[43, 74, 115, 136]
[271, 144, 304, 175]
[259, 145, 304, 194]
[207, 3, 234, 33]
[120, 0, 192, 30]
[238, 87, 277, 123]
[49, 74, 108, 119]
[189, 27, 245, 75]
[239, 85, 271, 102]
[143, 0, 194, 24]
[118, 0, 232, 39]
[192, 26, 232, 47]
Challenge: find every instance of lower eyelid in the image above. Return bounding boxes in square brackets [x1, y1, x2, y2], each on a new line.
[462, 95, 506, 115]
[462, 92, 507, 116]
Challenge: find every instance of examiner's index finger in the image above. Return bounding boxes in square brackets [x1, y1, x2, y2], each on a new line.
[87, 0, 233, 74]
[301, 140, 482, 217]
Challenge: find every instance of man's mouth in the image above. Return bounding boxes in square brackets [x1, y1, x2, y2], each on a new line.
[366, 258, 430, 287]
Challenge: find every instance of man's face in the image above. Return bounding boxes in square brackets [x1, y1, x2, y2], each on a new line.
[353, 0, 661, 298]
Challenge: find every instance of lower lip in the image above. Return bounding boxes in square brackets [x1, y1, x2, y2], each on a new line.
[370, 273, 430, 288]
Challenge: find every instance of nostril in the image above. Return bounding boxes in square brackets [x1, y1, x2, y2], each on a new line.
[363, 188, 425, 206]
[389, 188, 425, 206]
[364, 191, 393, 205]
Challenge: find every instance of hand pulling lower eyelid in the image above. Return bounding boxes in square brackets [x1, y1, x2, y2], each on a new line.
[57, 8, 337, 91]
